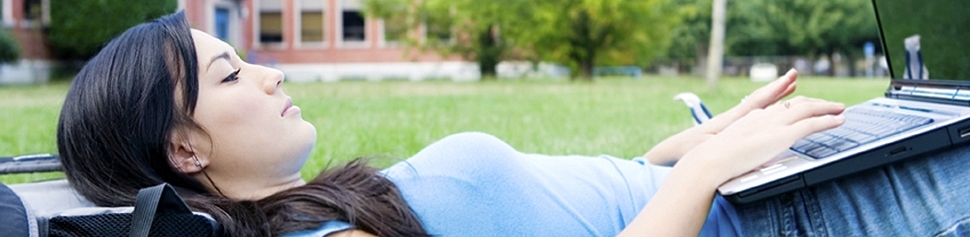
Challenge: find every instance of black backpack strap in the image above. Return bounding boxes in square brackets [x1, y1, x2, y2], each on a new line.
[129, 183, 192, 237]
[35, 215, 48, 237]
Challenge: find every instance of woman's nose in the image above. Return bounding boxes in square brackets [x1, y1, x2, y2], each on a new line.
[261, 66, 284, 95]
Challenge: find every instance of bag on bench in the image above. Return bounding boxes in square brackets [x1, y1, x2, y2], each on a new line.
[1, 154, 221, 237]
[48, 183, 221, 237]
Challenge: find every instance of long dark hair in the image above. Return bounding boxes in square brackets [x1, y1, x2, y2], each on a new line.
[56, 12, 428, 237]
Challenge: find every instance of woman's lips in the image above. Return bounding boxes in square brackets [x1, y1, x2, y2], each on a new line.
[282, 98, 293, 117]
[283, 105, 301, 117]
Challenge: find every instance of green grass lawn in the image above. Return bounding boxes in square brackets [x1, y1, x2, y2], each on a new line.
[0, 76, 887, 183]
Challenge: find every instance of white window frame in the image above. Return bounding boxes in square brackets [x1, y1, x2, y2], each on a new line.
[2, 0, 13, 27]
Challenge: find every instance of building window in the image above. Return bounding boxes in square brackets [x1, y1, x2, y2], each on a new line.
[23, 0, 41, 21]
[21, 0, 48, 27]
[341, 0, 365, 43]
[259, 0, 283, 44]
[300, 0, 324, 43]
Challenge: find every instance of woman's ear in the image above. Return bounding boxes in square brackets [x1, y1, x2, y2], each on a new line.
[168, 131, 206, 174]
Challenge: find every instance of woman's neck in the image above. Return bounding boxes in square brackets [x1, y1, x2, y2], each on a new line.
[196, 172, 307, 200]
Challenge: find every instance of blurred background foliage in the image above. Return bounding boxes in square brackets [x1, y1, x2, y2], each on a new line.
[47, 0, 177, 59]
[365, 0, 680, 80]
[668, 0, 878, 76]
[27, 0, 879, 78]
[364, 0, 879, 80]
[0, 28, 20, 63]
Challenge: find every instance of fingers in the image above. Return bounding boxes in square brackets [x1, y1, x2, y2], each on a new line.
[763, 97, 845, 141]
[789, 115, 845, 139]
[775, 68, 798, 94]
[765, 69, 797, 94]
[742, 69, 799, 109]
[780, 96, 831, 108]
[720, 70, 797, 121]
[773, 69, 798, 99]
[771, 98, 844, 123]
[783, 68, 798, 80]
[780, 81, 797, 100]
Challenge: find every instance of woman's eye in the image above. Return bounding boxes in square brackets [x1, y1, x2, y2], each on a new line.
[222, 68, 241, 83]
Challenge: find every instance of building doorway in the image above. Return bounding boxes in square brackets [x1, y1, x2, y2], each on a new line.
[214, 7, 230, 41]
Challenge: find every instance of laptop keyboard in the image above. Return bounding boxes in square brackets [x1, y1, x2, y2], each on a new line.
[790, 106, 934, 159]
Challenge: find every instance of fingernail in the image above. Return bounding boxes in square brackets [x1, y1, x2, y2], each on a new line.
[787, 68, 796, 74]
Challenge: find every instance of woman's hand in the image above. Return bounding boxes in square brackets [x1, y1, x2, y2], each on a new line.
[677, 96, 846, 187]
[645, 69, 801, 166]
[622, 93, 844, 237]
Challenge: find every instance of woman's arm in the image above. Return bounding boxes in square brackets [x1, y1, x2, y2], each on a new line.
[617, 159, 721, 236]
[644, 69, 799, 166]
[623, 93, 846, 236]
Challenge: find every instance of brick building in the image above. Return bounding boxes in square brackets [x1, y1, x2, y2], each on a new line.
[2, 0, 54, 84]
[1, 0, 478, 84]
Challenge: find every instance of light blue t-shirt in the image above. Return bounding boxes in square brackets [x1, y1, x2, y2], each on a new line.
[286, 132, 741, 236]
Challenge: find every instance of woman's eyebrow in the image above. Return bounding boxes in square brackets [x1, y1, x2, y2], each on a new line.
[206, 52, 231, 71]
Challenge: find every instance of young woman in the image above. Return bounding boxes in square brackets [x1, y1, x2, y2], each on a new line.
[56, 12, 970, 237]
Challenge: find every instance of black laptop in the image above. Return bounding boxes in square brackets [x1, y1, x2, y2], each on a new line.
[718, 0, 970, 204]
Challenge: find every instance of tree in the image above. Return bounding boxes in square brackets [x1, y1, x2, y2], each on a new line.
[662, 0, 879, 77]
[364, 0, 529, 79]
[522, 0, 678, 80]
[663, 0, 712, 72]
[727, 0, 878, 71]
[0, 2, 16, 64]
[0, 29, 20, 63]
[367, 0, 678, 81]
[47, 0, 177, 60]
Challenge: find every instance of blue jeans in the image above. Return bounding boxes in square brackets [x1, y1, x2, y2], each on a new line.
[734, 144, 970, 236]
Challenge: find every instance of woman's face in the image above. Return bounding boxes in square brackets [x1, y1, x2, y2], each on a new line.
[186, 29, 316, 194]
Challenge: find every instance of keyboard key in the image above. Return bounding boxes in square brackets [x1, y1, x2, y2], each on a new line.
[791, 139, 814, 152]
[791, 105, 932, 159]
[843, 132, 877, 144]
[827, 139, 860, 151]
[806, 146, 838, 158]
[805, 133, 835, 143]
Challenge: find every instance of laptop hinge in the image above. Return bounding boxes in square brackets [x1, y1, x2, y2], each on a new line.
[885, 79, 970, 106]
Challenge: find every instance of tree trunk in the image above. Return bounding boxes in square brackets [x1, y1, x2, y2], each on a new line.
[578, 57, 594, 80]
[844, 51, 856, 77]
[574, 42, 596, 81]
[479, 55, 499, 80]
[477, 25, 501, 80]
[706, 0, 728, 89]
[572, 10, 596, 81]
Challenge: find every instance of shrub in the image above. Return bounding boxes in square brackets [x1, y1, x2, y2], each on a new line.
[47, 0, 177, 60]
[0, 28, 20, 63]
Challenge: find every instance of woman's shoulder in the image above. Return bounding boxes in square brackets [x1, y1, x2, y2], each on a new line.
[383, 132, 523, 177]
[418, 131, 519, 157]
[430, 131, 510, 147]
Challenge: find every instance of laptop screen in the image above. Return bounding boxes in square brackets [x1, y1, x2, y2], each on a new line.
[873, 0, 970, 80]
